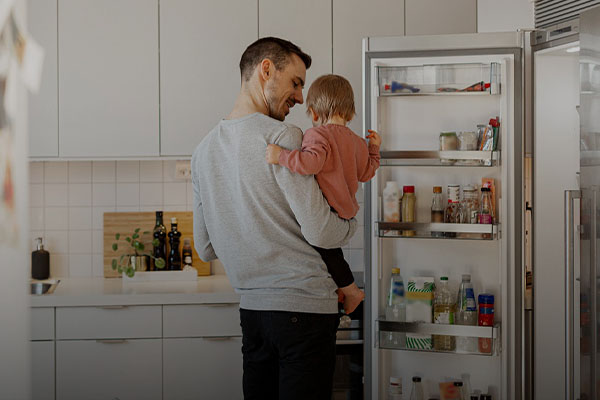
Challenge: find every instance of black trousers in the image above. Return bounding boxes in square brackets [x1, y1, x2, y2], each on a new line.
[312, 246, 355, 288]
[239, 308, 339, 400]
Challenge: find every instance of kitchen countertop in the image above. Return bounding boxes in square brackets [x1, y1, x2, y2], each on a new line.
[30, 275, 240, 307]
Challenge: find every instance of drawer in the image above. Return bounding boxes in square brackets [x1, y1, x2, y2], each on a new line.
[31, 308, 54, 341]
[56, 305, 161, 339]
[163, 304, 241, 338]
[56, 339, 161, 400]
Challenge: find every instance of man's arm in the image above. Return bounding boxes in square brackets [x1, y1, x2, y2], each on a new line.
[272, 126, 357, 249]
[191, 152, 217, 262]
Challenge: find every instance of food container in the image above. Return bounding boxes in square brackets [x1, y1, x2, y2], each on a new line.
[458, 131, 478, 150]
[439, 132, 458, 151]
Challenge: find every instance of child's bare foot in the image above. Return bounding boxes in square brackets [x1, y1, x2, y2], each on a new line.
[340, 283, 365, 314]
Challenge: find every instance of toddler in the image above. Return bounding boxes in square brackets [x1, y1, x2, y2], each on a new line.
[265, 74, 381, 314]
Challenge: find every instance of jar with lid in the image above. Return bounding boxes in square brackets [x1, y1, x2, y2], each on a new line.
[431, 186, 444, 238]
[458, 131, 479, 150]
[444, 184, 462, 237]
[461, 185, 480, 224]
[401, 185, 416, 237]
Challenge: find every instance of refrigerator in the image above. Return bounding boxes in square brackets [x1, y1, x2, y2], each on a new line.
[362, 7, 600, 399]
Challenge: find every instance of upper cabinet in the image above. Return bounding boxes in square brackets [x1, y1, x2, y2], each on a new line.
[332, 0, 406, 136]
[259, 0, 332, 132]
[27, 0, 58, 158]
[159, 0, 258, 156]
[405, 0, 477, 35]
[58, 0, 160, 157]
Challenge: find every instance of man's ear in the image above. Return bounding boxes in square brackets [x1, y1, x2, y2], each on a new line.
[259, 59, 274, 82]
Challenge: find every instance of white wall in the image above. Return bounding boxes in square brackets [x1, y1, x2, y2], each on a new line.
[478, 0, 534, 32]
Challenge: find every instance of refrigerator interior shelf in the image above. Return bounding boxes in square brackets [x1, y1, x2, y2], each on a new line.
[376, 62, 501, 96]
[336, 339, 365, 345]
[377, 321, 500, 356]
[377, 222, 498, 239]
[379, 150, 499, 167]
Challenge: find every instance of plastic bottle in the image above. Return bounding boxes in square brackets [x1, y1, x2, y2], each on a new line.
[453, 382, 465, 400]
[401, 185, 416, 237]
[478, 293, 495, 354]
[388, 377, 403, 400]
[409, 376, 424, 400]
[384, 267, 406, 348]
[433, 277, 456, 351]
[456, 274, 478, 352]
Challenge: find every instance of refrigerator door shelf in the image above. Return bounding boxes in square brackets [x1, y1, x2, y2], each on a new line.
[380, 150, 500, 167]
[377, 321, 500, 356]
[377, 222, 498, 240]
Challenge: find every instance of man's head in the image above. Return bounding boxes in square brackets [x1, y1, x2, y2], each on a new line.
[305, 74, 355, 126]
[239, 37, 311, 121]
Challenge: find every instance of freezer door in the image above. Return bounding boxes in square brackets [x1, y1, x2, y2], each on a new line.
[579, 6, 600, 400]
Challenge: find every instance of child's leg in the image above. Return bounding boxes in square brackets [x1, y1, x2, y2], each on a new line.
[312, 246, 365, 314]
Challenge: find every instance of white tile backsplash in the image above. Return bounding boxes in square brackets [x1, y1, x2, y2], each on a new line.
[30, 160, 365, 277]
[92, 161, 116, 183]
[68, 183, 92, 207]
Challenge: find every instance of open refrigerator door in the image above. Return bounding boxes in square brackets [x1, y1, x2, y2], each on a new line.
[363, 33, 524, 400]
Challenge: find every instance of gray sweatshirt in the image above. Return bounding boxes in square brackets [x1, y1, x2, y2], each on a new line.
[191, 113, 357, 314]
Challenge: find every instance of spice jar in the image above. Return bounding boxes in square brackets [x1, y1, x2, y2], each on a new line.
[401, 185, 416, 237]
[458, 131, 478, 150]
[461, 185, 480, 224]
[439, 132, 458, 151]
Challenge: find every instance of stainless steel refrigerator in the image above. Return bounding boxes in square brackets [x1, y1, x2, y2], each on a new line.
[362, 7, 600, 399]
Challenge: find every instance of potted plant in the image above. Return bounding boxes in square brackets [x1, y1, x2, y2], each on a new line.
[111, 228, 166, 277]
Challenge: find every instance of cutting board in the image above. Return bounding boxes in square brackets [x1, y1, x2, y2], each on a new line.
[103, 212, 210, 278]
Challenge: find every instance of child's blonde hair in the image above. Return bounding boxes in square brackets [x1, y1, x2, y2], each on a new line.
[305, 74, 355, 122]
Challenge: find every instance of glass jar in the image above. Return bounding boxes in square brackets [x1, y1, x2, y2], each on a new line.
[439, 132, 458, 151]
[444, 184, 462, 238]
[458, 131, 479, 151]
[461, 185, 480, 224]
[401, 185, 416, 237]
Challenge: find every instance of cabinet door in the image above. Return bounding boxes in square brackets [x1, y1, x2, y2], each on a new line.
[58, 0, 159, 157]
[56, 339, 162, 400]
[333, 0, 406, 136]
[405, 0, 477, 35]
[31, 341, 55, 400]
[27, 0, 58, 158]
[159, 0, 258, 156]
[259, 0, 332, 131]
[163, 337, 243, 400]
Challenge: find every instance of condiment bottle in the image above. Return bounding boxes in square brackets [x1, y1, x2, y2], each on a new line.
[431, 186, 444, 237]
[409, 376, 424, 400]
[444, 184, 462, 237]
[383, 181, 401, 236]
[182, 238, 193, 269]
[478, 293, 495, 354]
[401, 185, 416, 237]
[152, 211, 166, 271]
[168, 218, 182, 271]
[32, 237, 50, 280]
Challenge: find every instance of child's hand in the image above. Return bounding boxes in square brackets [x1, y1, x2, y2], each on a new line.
[266, 144, 282, 165]
[366, 130, 381, 147]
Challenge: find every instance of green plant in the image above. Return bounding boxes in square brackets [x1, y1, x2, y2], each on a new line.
[111, 228, 166, 277]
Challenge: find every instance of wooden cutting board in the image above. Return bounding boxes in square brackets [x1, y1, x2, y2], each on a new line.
[103, 212, 210, 278]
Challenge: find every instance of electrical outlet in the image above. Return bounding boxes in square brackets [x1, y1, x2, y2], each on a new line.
[175, 161, 192, 180]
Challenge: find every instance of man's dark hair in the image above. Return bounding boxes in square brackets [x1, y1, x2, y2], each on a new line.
[239, 37, 311, 82]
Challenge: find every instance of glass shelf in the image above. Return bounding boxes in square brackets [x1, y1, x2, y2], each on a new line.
[379, 150, 499, 167]
[377, 320, 500, 356]
[377, 62, 501, 96]
[377, 222, 498, 240]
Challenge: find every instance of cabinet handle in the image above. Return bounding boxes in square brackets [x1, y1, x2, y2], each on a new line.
[99, 305, 128, 310]
[96, 339, 128, 344]
[202, 303, 237, 307]
[202, 336, 238, 341]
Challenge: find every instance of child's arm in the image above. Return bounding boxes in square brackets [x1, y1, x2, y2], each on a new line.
[266, 131, 330, 175]
[358, 129, 381, 182]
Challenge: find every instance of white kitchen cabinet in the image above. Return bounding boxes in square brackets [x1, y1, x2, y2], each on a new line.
[259, 0, 332, 131]
[31, 341, 55, 400]
[332, 0, 406, 135]
[405, 0, 477, 35]
[58, 0, 159, 157]
[163, 337, 243, 400]
[159, 0, 258, 156]
[27, 0, 58, 158]
[56, 305, 162, 339]
[56, 339, 162, 400]
[31, 307, 54, 341]
[163, 303, 241, 337]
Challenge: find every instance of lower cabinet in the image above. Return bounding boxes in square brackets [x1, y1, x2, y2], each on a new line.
[31, 341, 55, 400]
[163, 337, 243, 400]
[56, 339, 162, 400]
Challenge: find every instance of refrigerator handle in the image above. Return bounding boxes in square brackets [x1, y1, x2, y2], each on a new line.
[564, 189, 581, 400]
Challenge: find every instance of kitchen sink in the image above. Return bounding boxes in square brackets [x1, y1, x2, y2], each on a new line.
[30, 280, 60, 295]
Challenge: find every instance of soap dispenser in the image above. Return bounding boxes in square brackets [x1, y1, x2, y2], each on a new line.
[32, 237, 50, 280]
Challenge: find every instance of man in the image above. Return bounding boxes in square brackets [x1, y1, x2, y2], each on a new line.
[192, 37, 357, 400]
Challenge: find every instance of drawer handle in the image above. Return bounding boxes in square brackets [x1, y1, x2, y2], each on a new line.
[203, 304, 237, 307]
[99, 305, 128, 310]
[96, 339, 129, 344]
[202, 336, 238, 341]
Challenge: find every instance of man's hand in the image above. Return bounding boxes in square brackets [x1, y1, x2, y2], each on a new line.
[266, 144, 282, 164]
[366, 129, 381, 147]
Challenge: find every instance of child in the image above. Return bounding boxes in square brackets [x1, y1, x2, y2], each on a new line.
[265, 74, 381, 314]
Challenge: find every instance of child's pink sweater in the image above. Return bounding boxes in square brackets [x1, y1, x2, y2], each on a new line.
[278, 124, 380, 220]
